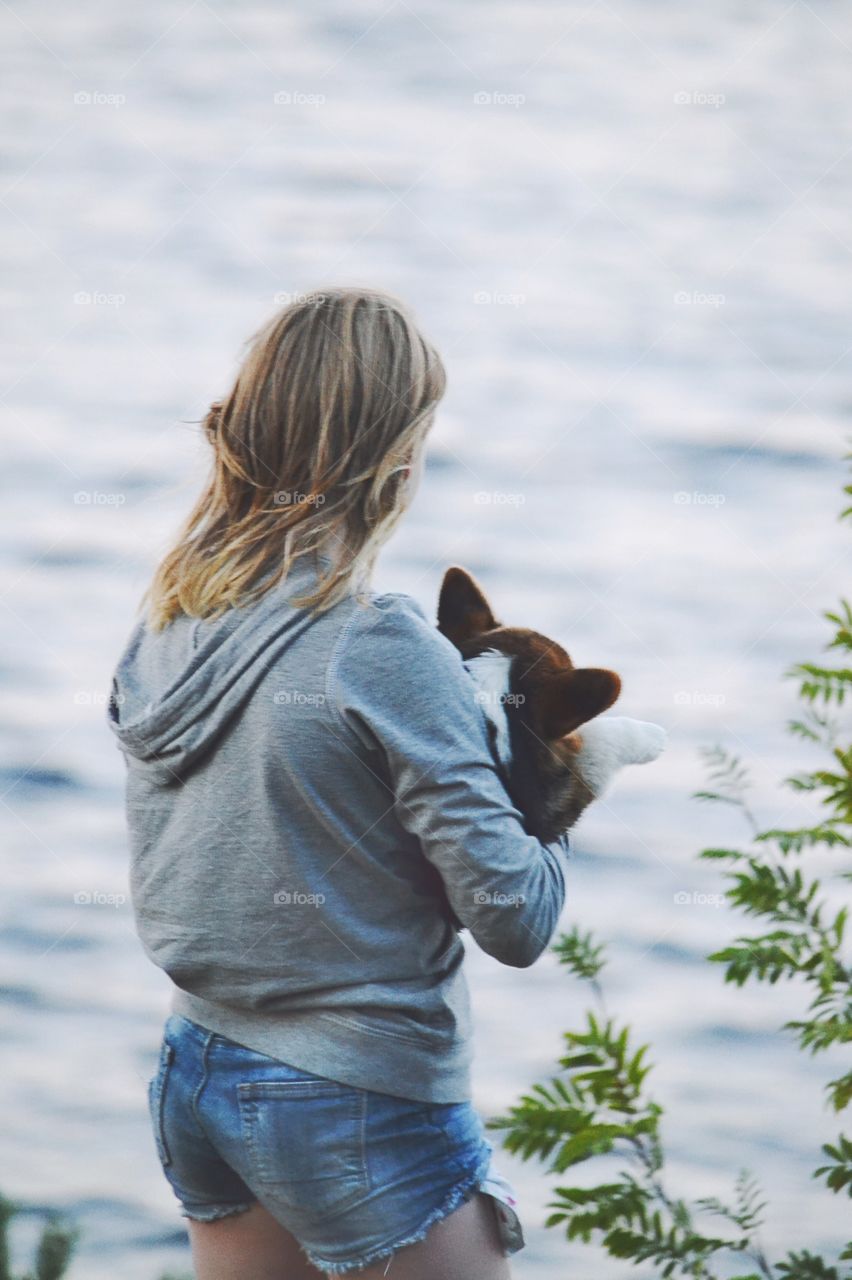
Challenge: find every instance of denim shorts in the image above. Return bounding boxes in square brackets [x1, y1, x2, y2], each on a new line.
[146, 1013, 525, 1275]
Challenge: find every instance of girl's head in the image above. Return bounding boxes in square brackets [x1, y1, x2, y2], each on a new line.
[147, 287, 446, 629]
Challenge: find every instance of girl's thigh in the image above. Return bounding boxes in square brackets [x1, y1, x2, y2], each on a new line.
[343, 1191, 511, 1280]
[187, 1202, 326, 1280]
[187, 1193, 510, 1280]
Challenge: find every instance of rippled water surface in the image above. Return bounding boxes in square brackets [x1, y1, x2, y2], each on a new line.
[2, 2, 851, 1275]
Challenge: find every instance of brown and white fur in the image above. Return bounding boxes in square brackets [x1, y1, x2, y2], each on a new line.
[437, 566, 666, 843]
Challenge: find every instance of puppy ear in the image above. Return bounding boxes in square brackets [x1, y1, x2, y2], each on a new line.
[437, 566, 499, 648]
[535, 667, 621, 740]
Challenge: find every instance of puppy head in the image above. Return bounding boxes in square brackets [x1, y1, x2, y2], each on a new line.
[438, 565, 621, 840]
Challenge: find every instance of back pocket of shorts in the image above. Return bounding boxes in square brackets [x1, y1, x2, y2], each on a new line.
[147, 1040, 175, 1169]
[237, 1079, 369, 1219]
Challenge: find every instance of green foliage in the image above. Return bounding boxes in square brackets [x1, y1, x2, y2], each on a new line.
[697, 1170, 767, 1234]
[31, 1215, 79, 1280]
[697, 621, 852, 1070]
[694, 746, 758, 829]
[494, 1011, 659, 1174]
[0, 1196, 79, 1280]
[0, 1196, 13, 1280]
[815, 1134, 852, 1198]
[775, 1252, 843, 1279]
[493, 476, 852, 1276]
[0, 1192, 189, 1280]
[553, 925, 607, 984]
[489, 958, 775, 1278]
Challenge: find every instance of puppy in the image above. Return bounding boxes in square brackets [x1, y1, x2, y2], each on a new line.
[438, 566, 666, 843]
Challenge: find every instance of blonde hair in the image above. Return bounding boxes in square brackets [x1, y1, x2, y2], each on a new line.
[146, 288, 446, 630]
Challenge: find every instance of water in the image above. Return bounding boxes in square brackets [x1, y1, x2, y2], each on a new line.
[2, 1, 851, 1275]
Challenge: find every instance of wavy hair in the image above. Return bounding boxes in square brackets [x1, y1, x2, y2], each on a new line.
[145, 288, 446, 630]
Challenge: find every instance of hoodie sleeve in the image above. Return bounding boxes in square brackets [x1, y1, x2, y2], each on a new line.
[330, 593, 570, 968]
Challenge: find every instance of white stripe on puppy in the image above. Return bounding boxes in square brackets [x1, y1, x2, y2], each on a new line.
[464, 649, 513, 769]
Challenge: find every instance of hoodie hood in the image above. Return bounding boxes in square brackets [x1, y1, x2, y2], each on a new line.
[107, 554, 336, 784]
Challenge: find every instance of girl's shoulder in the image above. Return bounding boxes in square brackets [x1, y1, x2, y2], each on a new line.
[332, 586, 463, 686]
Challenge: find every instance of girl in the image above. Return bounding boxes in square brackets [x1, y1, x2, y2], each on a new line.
[108, 288, 571, 1279]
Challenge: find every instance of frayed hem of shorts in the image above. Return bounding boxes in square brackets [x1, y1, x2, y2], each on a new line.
[179, 1200, 255, 1223]
[304, 1146, 493, 1276]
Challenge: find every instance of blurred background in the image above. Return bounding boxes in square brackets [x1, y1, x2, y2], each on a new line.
[2, 1, 850, 1275]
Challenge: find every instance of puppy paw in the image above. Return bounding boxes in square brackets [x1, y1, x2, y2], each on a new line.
[628, 719, 668, 764]
[574, 716, 667, 796]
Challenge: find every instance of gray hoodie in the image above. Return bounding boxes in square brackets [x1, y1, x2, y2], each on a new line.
[108, 553, 570, 1103]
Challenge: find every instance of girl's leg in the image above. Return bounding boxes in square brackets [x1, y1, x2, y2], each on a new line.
[187, 1202, 326, 1280]
[334, 1191, 512, 1280]
[187, 1190, 511, 1280]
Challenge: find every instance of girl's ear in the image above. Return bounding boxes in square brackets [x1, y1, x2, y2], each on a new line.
[438, 566, 499, 648]
[534, 667, 622, 740]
